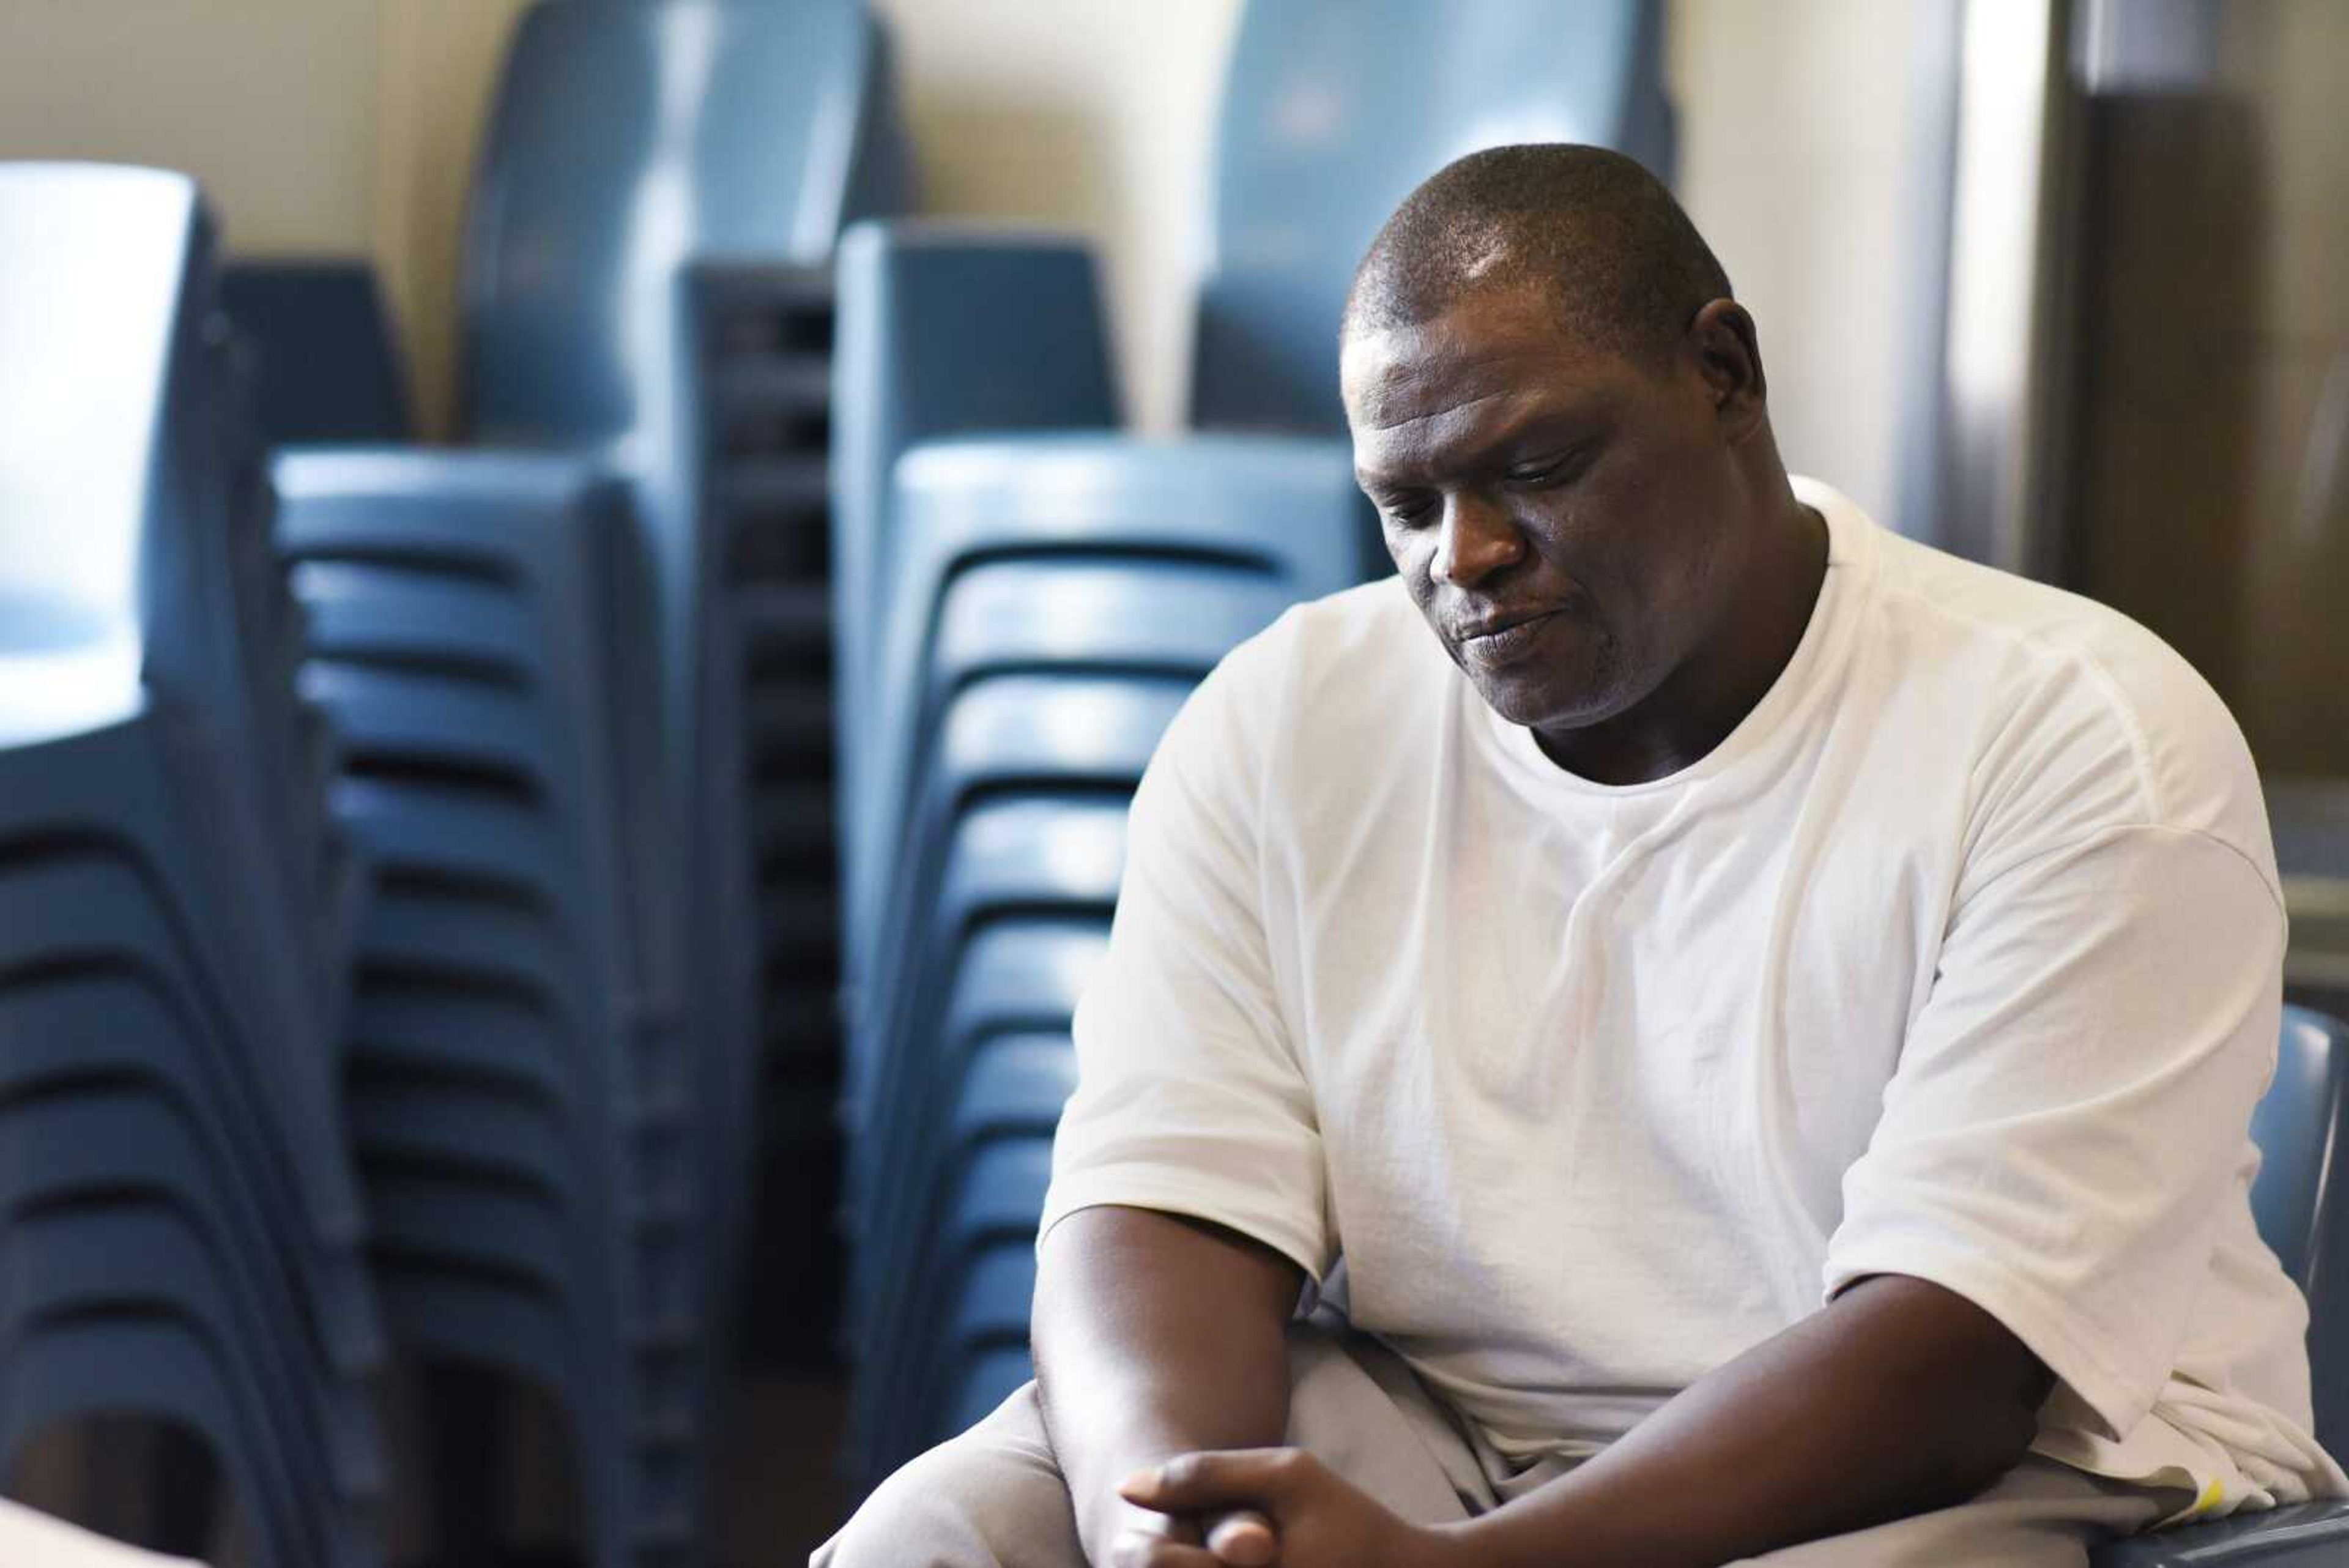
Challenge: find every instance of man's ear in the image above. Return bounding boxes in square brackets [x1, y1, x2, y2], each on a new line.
[1686, 298, 1767, 442]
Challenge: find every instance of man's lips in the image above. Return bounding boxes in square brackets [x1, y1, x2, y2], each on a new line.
[1453, 608, 1565, 663]
[1455, 609, 1561, 642]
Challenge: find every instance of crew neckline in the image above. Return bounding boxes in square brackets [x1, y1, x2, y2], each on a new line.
[1472, 475, 1880, 800]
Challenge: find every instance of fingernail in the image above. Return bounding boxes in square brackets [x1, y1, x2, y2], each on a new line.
[1116, 1466, 1157, 1498]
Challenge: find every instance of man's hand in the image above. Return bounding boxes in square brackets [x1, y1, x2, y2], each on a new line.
[1113, 1449, 1445, 1568]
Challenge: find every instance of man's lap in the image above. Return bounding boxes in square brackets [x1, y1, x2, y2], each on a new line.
[811, 1321, 2175, 1567]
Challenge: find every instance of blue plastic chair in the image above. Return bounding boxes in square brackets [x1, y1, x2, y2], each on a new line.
[461, 5, 907, 1334]
[843, 672, 1177, 1201]
[278, 464, 648, 1502]
[0, 1001, 385, 1511]
[847, 559, 1294, 1118]
[927, 1242, 1044, 1439]
[0, 165, 373, 1293]
[218, 262, 412, 447]
[852, 796, 1127, 1219]
[848, 908, 1104, 1472]
[1, 160, 390, 1558]
[870, 1137, 1055, 1464]
[1192, 0, 1672, 434]
[2093, 1007, 2349, 1563]
[351, 1083, 576, 1211]
[0, 1320, 300, 1568]
[0, 1203, 379, 1566]
[0, 1093, 352, 1565]
[839, 436, 1368, 1033]
[0, 731, 383, 1376]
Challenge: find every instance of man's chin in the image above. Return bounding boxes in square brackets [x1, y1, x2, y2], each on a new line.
[1468, 674, 1617, 735]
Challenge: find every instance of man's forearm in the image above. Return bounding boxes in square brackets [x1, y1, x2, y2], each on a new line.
[1032, 1206, 1303, 1558]
[1438, 1274, 2054, 1568]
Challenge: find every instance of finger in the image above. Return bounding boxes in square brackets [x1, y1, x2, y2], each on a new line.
[1205, 1509, 1278, 1566]
[1113, 1503, 1201, 1544]
[1108, 1529, 1226, 1568]
[1121, 1448, 1313, 1513]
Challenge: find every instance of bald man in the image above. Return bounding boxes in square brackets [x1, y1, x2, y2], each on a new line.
[815, 146, 2343, 1567]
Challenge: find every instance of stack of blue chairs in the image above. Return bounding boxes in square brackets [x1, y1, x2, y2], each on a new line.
[258, 2, 906, 1561]
[0, 164, 386, 1565]
[276, 454, 651, 1563]
[828, 0, 1676, 1479]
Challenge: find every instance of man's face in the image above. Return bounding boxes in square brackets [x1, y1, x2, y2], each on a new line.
[1342, 286, 1744, 738]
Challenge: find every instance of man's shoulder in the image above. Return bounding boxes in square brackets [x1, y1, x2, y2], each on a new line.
[1864, 526, 2270, 866]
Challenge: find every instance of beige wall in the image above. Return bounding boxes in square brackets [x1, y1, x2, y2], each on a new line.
[1669, 0, 1936, 529]
[0, 0, 381, 254]
[372, 0, 537, 439]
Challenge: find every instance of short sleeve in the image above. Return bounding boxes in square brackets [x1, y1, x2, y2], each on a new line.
[1823, 822, 2285, 1440]
[1037, 642, 1333, 1280]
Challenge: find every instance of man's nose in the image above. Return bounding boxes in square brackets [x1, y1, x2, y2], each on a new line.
[1431, 492, 1526, 589]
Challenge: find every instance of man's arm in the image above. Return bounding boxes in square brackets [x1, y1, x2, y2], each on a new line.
[1033, 1205, 1304, 1563]
[1122, 1272, 2052, 1568]
[1440, 1272, 2052, 1566]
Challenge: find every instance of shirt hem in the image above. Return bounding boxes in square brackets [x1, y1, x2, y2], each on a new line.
[1824, 1237, 2157, 1441]
[1037, 1171, 1332, 1286]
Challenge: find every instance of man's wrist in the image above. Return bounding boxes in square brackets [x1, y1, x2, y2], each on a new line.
[1424, 1506, 1589, 1568]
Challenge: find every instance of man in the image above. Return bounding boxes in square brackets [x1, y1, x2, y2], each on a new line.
[816, 144, 2342, 1566]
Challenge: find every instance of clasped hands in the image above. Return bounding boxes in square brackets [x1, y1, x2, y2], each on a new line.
[1110, 1447, 1454, 1568]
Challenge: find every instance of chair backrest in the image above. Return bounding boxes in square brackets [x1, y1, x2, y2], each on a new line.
[460, 0, 905, 451]
[219, 262, 412, 446]
[0, 163, 221, 743]
[2255, 1008, 2349, 1287]
[1190, 0, 1675, 434]
[2252, 1005, 2349, 1445]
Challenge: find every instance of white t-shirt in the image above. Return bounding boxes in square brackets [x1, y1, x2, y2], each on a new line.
[1040, 477, 2346, 1522]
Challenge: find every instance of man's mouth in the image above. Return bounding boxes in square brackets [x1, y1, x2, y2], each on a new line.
[1455, 609, 1564, 663]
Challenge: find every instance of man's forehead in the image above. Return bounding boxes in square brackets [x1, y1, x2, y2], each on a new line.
[1343, 310, 1617, 470]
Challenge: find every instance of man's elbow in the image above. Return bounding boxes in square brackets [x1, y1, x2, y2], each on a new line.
[1949, 1383, 2044, 1496]
[1919, 1343, 2052, 1509]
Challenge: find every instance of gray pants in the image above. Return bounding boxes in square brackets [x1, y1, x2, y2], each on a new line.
[814, 1321, 2178, 1566]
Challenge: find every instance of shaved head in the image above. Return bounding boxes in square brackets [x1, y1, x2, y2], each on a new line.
[1343, 143, 1731, 363]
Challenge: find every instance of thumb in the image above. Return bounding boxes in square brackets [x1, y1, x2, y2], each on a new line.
[1120, 1448, 1308, 1514]
[1205, 1509, 1278, 1566]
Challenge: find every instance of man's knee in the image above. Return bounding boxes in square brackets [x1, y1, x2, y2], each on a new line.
[812, 1384, 1082, 1568]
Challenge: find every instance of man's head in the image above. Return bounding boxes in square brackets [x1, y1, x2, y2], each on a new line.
[1342, 143, 1802, 760]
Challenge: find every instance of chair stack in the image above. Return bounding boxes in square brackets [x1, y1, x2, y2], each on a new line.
[448, 3, 906, 1370]
[0, 164, 387, 1566]
[691, 261, 851, 1354]
[275, 454, 662, 1565]
[249, 2, 907, 1558]
[835, 434, 1370, 1475]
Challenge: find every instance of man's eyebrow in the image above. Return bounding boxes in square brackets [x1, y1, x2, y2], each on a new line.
[1357, 401, 1604, 489]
